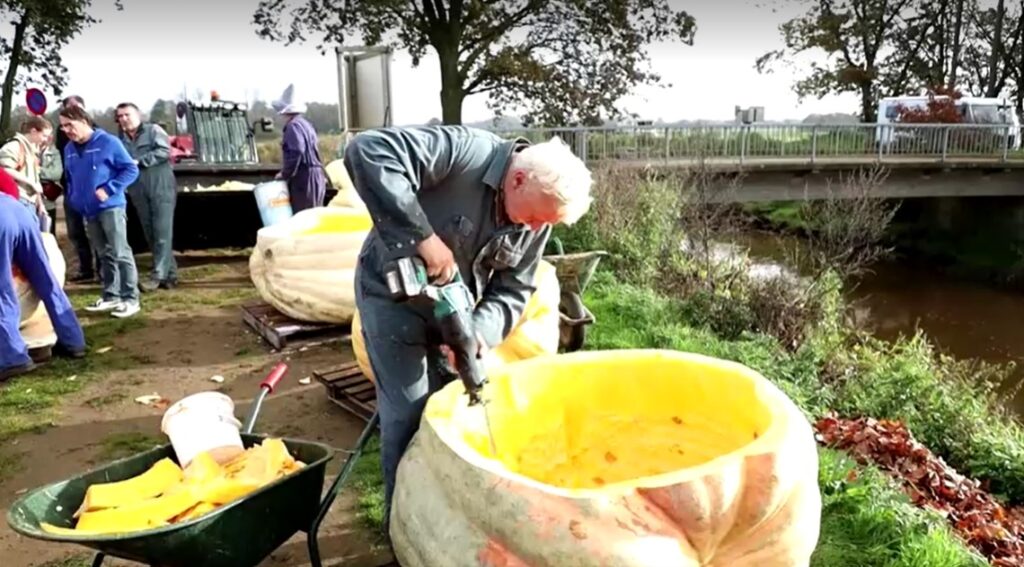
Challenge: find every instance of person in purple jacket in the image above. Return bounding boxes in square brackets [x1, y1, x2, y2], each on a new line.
[272, 84, 327, 212]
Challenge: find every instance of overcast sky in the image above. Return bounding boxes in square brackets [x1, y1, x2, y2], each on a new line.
[47, 0, 865, 124]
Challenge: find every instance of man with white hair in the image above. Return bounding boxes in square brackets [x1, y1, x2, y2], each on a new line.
[344, 125, 593, 531]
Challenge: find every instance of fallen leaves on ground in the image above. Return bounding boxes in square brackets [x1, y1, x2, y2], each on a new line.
[815, 414, 1024, 567]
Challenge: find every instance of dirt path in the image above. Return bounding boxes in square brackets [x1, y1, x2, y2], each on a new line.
[0, 247, 392, 567]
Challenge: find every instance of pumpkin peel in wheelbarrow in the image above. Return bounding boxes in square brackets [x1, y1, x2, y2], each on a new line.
[389, 349, 823, 567]
[43, 483, 201, 535]
[40, 438, 306, 536]
[73, 457, 183, 517]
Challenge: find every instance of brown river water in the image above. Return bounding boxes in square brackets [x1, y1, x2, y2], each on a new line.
[734, 231, 1024, 414]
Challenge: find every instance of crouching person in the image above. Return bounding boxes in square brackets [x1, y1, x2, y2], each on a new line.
[59, 105, 142, 319]
[0, 170, 87, 381]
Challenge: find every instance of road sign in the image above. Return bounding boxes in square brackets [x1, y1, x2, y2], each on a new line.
[26, 88, 47, 115]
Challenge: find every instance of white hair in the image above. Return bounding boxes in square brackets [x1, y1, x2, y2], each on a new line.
[513, 135, 594, 225]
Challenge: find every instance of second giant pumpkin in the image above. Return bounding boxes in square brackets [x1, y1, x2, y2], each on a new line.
[249, 206, 372, 324]
[390, 349, 822, 567]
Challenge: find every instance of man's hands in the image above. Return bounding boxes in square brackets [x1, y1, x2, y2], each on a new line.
[439, 332, 488, 370]
[95, 187, 109, 202]
[417, 233, 457, 284]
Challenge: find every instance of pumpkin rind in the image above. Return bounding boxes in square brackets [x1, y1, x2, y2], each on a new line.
[249, 206, 372, 324]
[17, 233, 66, 327]
[391, 349, 822, 567]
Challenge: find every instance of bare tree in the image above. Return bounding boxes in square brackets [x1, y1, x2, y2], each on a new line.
[675, 153, 749, 293]
[791, 165, 901, 281]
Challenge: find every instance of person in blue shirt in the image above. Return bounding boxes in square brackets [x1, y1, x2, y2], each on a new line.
[59, 105, 142, 319]
[0, 169, 87, 381]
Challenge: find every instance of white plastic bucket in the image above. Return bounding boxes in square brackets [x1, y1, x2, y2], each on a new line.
[253, 180, 293, 227]
[160, 392, 244, 467]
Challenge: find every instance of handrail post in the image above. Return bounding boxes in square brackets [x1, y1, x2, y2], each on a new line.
[877, 124, 884, 163]
[810, 125, 818, 166]
[665, 126, 671, 164]
[740, 125, 748, 166]
[1003, 125, 1011, 163]
[941, 126, 949, 164]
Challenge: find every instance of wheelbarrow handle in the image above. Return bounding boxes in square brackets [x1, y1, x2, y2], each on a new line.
[261, 362, 288, 393]
[242, 363, 289, 435]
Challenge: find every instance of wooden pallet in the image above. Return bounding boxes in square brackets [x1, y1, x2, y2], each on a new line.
[313, 361, 378, 424]
[241, 301, 349, 350]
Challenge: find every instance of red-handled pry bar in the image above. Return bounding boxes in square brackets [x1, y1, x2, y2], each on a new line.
[242, 362, 288, 434]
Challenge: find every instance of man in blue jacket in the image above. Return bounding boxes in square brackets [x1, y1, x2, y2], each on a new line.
[344, 125, 593, 531]
[58, 105, 142, 319]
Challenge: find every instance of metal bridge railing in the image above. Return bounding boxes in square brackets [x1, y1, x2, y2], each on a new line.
[341, 123, 1024, 165]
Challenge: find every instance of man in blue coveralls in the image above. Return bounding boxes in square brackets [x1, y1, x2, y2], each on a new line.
[344, 125, 594, 530]
[0, 171, 87, 381]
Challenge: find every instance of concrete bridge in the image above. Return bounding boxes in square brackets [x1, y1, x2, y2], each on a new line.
[486, 123, 1024, 202]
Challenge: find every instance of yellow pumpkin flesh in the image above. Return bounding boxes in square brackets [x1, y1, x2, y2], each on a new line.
[390, 349, 822, 567]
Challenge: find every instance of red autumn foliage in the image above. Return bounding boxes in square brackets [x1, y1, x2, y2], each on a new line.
[815, 414, 1024, 566]
[894, 87, 965, 124]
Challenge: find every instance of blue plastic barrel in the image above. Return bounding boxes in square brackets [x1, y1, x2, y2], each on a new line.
[253, 181, 293, 227]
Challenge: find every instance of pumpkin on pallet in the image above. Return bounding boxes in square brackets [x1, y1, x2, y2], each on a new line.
[249, 205, 372, 325]
[390, 349, 822, 567]
[17, 232, 66, 330]
[350, 258, 562, 382]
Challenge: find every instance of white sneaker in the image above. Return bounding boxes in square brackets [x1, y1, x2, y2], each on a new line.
[85, 298, 122, 312]
[111, 301, 141, 319]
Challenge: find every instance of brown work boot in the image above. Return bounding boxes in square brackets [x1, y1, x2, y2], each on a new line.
[29, 346, 52, 364]
[0, 361, 36, 382]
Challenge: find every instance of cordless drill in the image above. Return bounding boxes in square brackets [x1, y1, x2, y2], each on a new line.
[382, 256, 488, 406]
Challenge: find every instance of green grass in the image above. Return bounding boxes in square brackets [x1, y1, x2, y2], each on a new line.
[0, 298, 144, 444]
[0, 289, 145, 445]
[83, 392, 128, 409]
[812, 449, 986, 567]
[95, 431, 163, 462]
[349, 436, 387, 537]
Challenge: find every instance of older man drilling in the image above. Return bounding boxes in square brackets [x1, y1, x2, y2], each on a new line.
[344, 125, 593, 529]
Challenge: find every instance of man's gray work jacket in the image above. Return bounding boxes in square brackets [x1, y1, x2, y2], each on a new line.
[344, 125, 552, 350]
[119, 122, 176, 196]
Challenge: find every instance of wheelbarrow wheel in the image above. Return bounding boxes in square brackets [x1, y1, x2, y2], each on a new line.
[560, 291, 588, 353]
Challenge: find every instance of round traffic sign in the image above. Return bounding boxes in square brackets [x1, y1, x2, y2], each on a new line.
[25, 88, 47, 115]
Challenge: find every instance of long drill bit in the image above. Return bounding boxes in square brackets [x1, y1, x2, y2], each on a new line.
[482, 401, 499, 458]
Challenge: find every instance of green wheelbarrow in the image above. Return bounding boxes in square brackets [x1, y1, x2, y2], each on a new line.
[542, 237, 608, 352]
[6, 363, 379, 567]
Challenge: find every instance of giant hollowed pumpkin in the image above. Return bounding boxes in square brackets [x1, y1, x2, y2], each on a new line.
[17, 232, 66, 327]
[390, 349, 822, 567]
[350, 259, 562, 382]
[249, 206, 372, 324]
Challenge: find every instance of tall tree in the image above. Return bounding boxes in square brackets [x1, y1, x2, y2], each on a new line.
[756, 0, 918, 122]
[253, 0, 696, 126]
[0, 0, 120, 136]
[962, 0, 1020, 98]
[909, 0, 968, 89]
